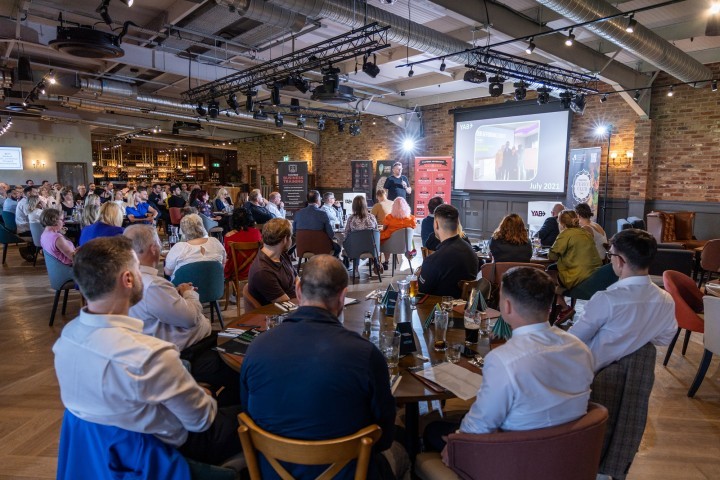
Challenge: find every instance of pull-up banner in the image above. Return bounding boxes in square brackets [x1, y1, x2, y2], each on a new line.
[351, 160, 374, 206]
[278, 161, 308, 218]
[413, 156, 453, 220]
[565, 147, 601, 217]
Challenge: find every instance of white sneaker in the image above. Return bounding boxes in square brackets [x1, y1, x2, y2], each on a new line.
[228, 294, 237, 305]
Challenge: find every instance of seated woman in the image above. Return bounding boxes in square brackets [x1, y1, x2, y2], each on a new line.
[59, 188, 76, 217]
[164, 213, 226, 281]
[26, 194, 44, 224]
[380, 197, 416, 242]
[81, 203, 100, 227]
[39, 186, 57, 209]
[213, 187, 233, 213]
[489, 213, 532, 262]
[344, 195, 378, 234]
[84, 193, 101, 208]
[79, 202, 124, 246]
[191, 189, 223, 224]
[126, 191, 158, 225]
[575, 202, 607, 259]
[113, 190, 127, 216]
[223, 207, 262, 280]
[40, 208, 75, 265]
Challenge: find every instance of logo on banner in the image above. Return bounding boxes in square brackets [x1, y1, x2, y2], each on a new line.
[572, 169, 592, 203]
[289, 164, 297, 173]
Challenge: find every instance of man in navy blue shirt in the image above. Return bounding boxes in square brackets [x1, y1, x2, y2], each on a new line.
[293, 190, 340, 256]
[383, 162, 411, 201]
[240, 255, 399, 479]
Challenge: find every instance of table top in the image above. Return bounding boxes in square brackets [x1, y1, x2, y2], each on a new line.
[218, 295, 502, 403]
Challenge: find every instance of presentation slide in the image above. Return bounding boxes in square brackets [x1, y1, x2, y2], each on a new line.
[454, 103, 571, 193]
[0, 147, 23, 170]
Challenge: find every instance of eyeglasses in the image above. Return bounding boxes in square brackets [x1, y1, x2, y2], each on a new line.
[606, 251, 623, 261]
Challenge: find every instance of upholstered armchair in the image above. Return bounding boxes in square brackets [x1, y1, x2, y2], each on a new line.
[646, 211, 706, 249]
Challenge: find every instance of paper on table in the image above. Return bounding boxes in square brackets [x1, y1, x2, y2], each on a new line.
[344, 297, 359, 306]
[415, 363, 483, 401]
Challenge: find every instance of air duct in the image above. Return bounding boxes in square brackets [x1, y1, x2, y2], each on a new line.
[533, 0, 711, 85]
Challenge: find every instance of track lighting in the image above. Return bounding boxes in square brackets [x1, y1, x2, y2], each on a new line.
[408, 67, 414, 78]
[513, 82, 527, 101]
[349, 122, 361, 136]
[439, 58, 446, 72]
[667, 86, 674, 97]
[196, 103, 207, 116]
[207, 100, 219, 119]
[625, 14, 637, 33]
[536, 86, 551, 105]
[633, 90, 641, 102]
[297, 115, 306, 128]
[317, 116, 326, 131]
[274, 113, 283, 127]
[525, 39, 535, 55]
[600, 93, 608, 103]
[47, 70, 56, 85]
[712, 80, 718, 92]
[565, 29, 575, 46]
[488, 76, 505, 97]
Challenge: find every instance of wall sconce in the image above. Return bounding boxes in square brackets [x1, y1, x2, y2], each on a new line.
[626, 150, 634, 161]
[610, 151, 631, 167]
[31, 159, 46, 168]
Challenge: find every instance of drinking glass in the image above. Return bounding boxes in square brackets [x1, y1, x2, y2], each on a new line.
[407, 275, 418, 298]
[441, 296, 454, 312]
[433, 310, 449, 351]
[380, 331, 401, 368]
[397, 279, 409, 299]
[266, 315, 280, 330]
[446, 343, 463, 364]
[464, 309, 480, 344]
[478, 311, 490, 337]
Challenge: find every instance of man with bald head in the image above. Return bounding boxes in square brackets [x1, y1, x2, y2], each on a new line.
[240, 255, 402, 479]
[537, 203, 565, 247]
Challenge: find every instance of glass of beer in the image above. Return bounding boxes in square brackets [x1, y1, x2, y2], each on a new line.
[407, 275, 418, 309]
[464, 309, 480, 345]
[433, 310, 448, 351]
[441, 296, 454, 312]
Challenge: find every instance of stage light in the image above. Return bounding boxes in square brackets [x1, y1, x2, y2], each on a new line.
[290, 98, 300, 111]
[439, 58, 446, 72]
[119, 0, 134, 6]
[207, 100, 219, 119]
[349, 122, 361, 136]
[536, 86, 551, 105]
[667, 86, 674, 97]
[362, 54, 380, 78]
[245, 90, 256, 112]
[227, 93, 239, 112]
[47, 70, 56, 85]
[525, 39, 535, 55]
[274, 113, 283, 127]
[633, 90, 641, 102]
[292, 75, 310, 93]
[337, 119, 345, 133]
[39, 82, 46, 95]
[408, 67, 414, 78]
[297, 115, 306, 128]
[560, 91, 573, 109]
[600, 93, 608, 103]
[271, 85, 281, 105]
[317, 116, 326, 131]
[713, 80, 718, 91]
[565, 29, 575, 46]
[253, 109, 268, 120]
[513, 82, 527, 101]
[570, 93, 586, 114]
[463, 70, 487, 84]
[196, 103, 207, 116]
[402, 137, 415, 152]
[625, 15, 637, 33]
[710, 3, 720, 14]
[595, 125, 610, 136]
[488, 76, 504, 97]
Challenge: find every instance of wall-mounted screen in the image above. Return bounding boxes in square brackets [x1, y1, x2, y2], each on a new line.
[453, 102, 571, 194]
[0, 147, 23, 170]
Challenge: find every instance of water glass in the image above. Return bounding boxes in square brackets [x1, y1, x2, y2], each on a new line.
[397, 279, 409, 299]
[266, 315, 280, 330]
[441, 296, 454, 312]
[380, 330, 401, 368]
[446, 343, 463, 364]
[433, 310, 449, 351]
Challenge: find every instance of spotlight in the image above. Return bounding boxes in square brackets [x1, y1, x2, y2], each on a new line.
[488, 76, 505, 97]
[439, 58, 446, 72]
[297, 115, 306, 128]
[47, 70, 56, 85]
[536, 86, 551, 105]
[625, 14, 637, 33]
[402, 137, 415, 152]
[707, 4, 720, 35]
[362, 54, 380, 78]
[513, 81, 527, 101]
[125, 138, 131, 144]
[39, 82, 46, 95]
[560, 91, 573, 109]
[337, 119, 345, 133]
[274, 113, 283, 127]
[245, 90, 256, 112]
[570, 93, 586, 114]
[172, 127, 179, 135]
[196, 103, 207, 116]
[565, 29, 575, 46]
[253, 109, 268, 120]
[408, 67, 414, 78]
[667, 86, 674, 97]
[119, 0, 134, 5]
[713, 80, 718, 91]
[595, 125, 611, 136]
[227, 93, 239, 112]
[633, 90, 641, 102]
[525, 39, 535, 55]
[207, 100, 219, 119]
[463, 70, 487, 84]
[290, 98, 300, 111]
[292, 75, 310, 93]
[600, 93, 608, 103]
[349, 122, 361, 136]
[317, 116, 326, 131]
[271, 85, 281, 105]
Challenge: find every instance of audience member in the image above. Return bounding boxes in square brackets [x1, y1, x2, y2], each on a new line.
[168, 184, 186, 209]
[421, 196, 443, 247]
[247, 218, 296, 305]
[0, 182, 9, 209]
[383, 161, 411, 201]
[293, 190, 340, 256]
[549, 210, 602, 291]
[380, 197, 416, 243]
[575, 202, 608, 259]
[52, 236, 241, 465]
[371, 188, 393, 224]
[40, 208, 75, 265]
[74, 184, 87, 204]
[489, 213, 532, 262]
[112, 190, 127, 216]
[59, 188, 76, 217]
[164, 214, 226, 281]
[81, 203, 100, 227]
[126, 190, 158, 224]
[223, 207, 262, 280]
[569, 229, 677, 372]
[191, 189, 221, 221]
[321, 191, 342, 227]
[537, 203, 564, 246]
[84, 193, 101, 208]
[79, 202, 124, 246]
[213, 187, 233, 213]
[180, 183, 190, 203]
[424, 267, 594, 452]
[243, 189, 273, 224]
[266, 191, 285, 218]
[344, 195, 378, 233]
[2, 187, 19, 213]
[99, 182, 114, 203]
[241, 255, 404, 479]
[418, 204, 477, 298]
[26, 194, 43, 224]
[15, 185, 37, 235]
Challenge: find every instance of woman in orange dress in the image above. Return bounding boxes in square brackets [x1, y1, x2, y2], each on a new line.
[380, 197, 417, 242]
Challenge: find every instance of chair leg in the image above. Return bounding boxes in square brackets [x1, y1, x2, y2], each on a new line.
[375, 259, 382, 283]
[391, 254, 396, 276]
[682, 330, 692, 356]
[61, 288, 70, 315]
[50, 290, 61, 326]
[688, 349, 713, 397]
[2, 243, 7, 265]
[663, 328, 682, 366]
[209, 302, 214, 323]
[223, 281, 230, 311]
[214, 301, 225, 329]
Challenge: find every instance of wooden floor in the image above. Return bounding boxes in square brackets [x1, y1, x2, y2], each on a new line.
[1, 245, 719, 479]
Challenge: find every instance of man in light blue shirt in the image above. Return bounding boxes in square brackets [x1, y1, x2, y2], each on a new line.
[2, 187, 19, 213]
[293, 190, 340, 256]
[320, 191, 341, 227]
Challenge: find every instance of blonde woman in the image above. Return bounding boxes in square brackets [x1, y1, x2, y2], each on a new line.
[163, 213, 226, 280]
[113, 190, 127, 216]
[81, 203, 100, 227]
[79, 202, 124, 246]
[84, 193, 101, 208]
[26, 194, 44, 224]
[213, 187, 233, 212]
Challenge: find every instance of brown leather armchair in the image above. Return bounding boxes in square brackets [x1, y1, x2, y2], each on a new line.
[646, 211, 707, 249]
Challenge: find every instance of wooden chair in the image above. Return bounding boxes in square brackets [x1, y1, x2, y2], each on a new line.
[237, 412, 381, 480]
[224, 241, 262, 315]
[169, 207, 183, 226]
[295, 229, 334, 271]
[698, 238, 720, 287]
[243, 283, 262, 311]
[458, 278, 491, 303]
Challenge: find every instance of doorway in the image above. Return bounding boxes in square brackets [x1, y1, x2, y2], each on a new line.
[57, 162, 89, 188]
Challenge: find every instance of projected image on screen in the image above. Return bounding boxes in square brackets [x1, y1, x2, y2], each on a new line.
[454, 104, 571, 194]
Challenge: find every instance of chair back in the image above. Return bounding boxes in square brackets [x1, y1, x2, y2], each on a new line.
[616, 218, 632, 233]
[649, 248, 694, 277]
[237, 412, 381, 480]
[626, 216, 645, 230]
[43, 249, 75, 290]
[296, 229, 334, 258]
[663, 270, 705, 333]
[169, 207, 184, 226]
[199, 213, 219, 230]
[0, 222, 24, 245]
[700, 239, 720, 273]
[343, 229, 380, 261]
[172, 261, 224, 304]
[442, 403, 607, 480]
[480, 262, 545, 285]
[228, 241, 262, 282]
[565, 263, 618, 301]
[243, 283, 262, 310]
[29, 222, 44, 248]
[703, 296, 720, 355]
[2, 211, 17, 232]
[380, 227, 413, 255]
[458, 278, 491, 303]
[57, 409, 192, 480]
[590, 343, 656, 479]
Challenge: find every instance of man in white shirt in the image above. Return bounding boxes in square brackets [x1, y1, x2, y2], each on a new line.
[124, 224, 211, 350]
[266, 191, 286, 218]
[321, 191, 342, 227]
[15, 185, 37, 235]
[53, 236, 241, 465]
[569, 229, 677, 372]
[424, 267, 594, 451]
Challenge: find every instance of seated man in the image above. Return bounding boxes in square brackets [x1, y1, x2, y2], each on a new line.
[537, 203, 564, 247]
[569, 229, 677, 372]
[243, 189, 273, 224]
[321, 191, 342, 227]
[293, 190, 340, 256]
[248, 218, 297, 305]
[421, 196, 443, 247]
[15, 185, 37, 237]
[52, 237, 241, 466]
[266, 191, 286, 219]
[425, 267, 594, 451]
[241, 255, 402, 479]
[124, 224, 211, 350]
[419, 204, 478, 298]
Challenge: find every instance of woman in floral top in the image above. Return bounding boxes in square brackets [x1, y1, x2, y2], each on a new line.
[344, 195, 378, 234]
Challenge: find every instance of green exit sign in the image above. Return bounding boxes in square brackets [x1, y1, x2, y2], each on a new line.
[212, 162, 221, 168]
[282, 155, 290, 162]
